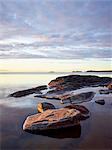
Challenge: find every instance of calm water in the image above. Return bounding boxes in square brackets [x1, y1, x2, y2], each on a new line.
[0, 72, 112, 87]
[0, 72, 112, 149]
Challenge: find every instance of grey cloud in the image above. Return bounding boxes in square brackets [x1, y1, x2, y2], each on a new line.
[0, 0, 111, 60]
[0, 43, 111, 59]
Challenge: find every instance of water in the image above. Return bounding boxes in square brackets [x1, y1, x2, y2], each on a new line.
[0, 72, 112, 149]
[0, 72, 111, 87]
[0, 72, 111, 98]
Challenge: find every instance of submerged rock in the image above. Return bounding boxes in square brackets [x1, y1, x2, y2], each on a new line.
[23, 108, 81, 131]
[60, 92, 95, 104]
[37, 102, 55, 113]
[35, 93, 61, 100]
[95, 99, 105, 105]
[99, 89, 112, 94]
[9, 85, 47, 97]
[48, 75, 111, 91]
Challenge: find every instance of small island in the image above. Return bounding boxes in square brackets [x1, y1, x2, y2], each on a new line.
[86, 70, 112, 72]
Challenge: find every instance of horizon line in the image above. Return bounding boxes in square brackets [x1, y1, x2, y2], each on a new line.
[0, 70, 112, 74]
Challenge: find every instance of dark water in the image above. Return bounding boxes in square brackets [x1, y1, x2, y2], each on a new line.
[0, 72, 112, 149]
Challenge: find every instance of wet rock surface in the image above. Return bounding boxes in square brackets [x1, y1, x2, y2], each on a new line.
[95, 99, 105, 105]
[34, 92, 61, 100]
[60, 92, 95, 104]
[65, 104, 89, 114]
[99, 89, 112, 94]
[9, 85, 47, 97]
[35, 91, 95, 104]
[9, 75, 111, 98]
[23, 108, 82, 131]
[37, 102, 55, 113]
[48, 75, 111, 91]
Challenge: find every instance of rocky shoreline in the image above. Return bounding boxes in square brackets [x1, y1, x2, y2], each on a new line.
[9, 75, 111, 98]
[9, 75, 112, 133]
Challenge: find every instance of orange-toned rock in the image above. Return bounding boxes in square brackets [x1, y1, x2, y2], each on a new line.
[65, 104, 89, 114]
[107, 83, 112, 90]
[58, 93, 73, 100]
[37, 102, 55, 113]
[23, 108, 81, 131]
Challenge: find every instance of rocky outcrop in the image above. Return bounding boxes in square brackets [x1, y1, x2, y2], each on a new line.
[95, 99, 105, 105]
[48, 75, 111, 91]
[23, 108, 82, 131]
[37, 102, 55, 113]
[9, 75, 111, 98]
[9, 85, 47, 97]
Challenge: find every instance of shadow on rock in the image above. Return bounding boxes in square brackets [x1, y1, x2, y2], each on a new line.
[24, 125, 81, 139]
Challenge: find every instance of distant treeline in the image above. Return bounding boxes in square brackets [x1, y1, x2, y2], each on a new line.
[86, 70, 112, 72]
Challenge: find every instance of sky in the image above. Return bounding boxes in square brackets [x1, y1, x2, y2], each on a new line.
[0, 0, 112, 72]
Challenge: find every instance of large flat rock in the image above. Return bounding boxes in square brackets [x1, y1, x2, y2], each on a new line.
[48, 75, 111, 91]
[23, 108, 81, 131]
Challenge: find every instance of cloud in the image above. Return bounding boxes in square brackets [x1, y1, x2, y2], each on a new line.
[0, 42, 111, 59]
[0, 0, 111, 60]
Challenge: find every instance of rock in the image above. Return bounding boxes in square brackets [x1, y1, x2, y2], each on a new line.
[35, 93, 61, 100]
[48, 75, 111, 92]
[25, 125, 81, 139]
[9, 85, 47, 97]
[107, 83, 112, 90]
[35, 92, 72, 100]
[23, 108, 81, 131]
[65, 104, 89, 114]
[58, 93, 73, 100]
[60, 92, 95, 104]
[95, 100, 105, 105]
[99, 89, 112, 94]
[37, 102, 55, 113]
[35, 91, 95, 104]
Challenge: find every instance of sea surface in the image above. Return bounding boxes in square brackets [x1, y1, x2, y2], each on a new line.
[0, 72, 112, 149]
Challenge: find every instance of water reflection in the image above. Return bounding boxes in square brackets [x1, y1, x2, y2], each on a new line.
[25, 125, 81, 139]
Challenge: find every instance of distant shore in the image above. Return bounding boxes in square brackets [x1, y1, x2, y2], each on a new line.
[0, 70, 112, 74]
[86, 70, 112, 72]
